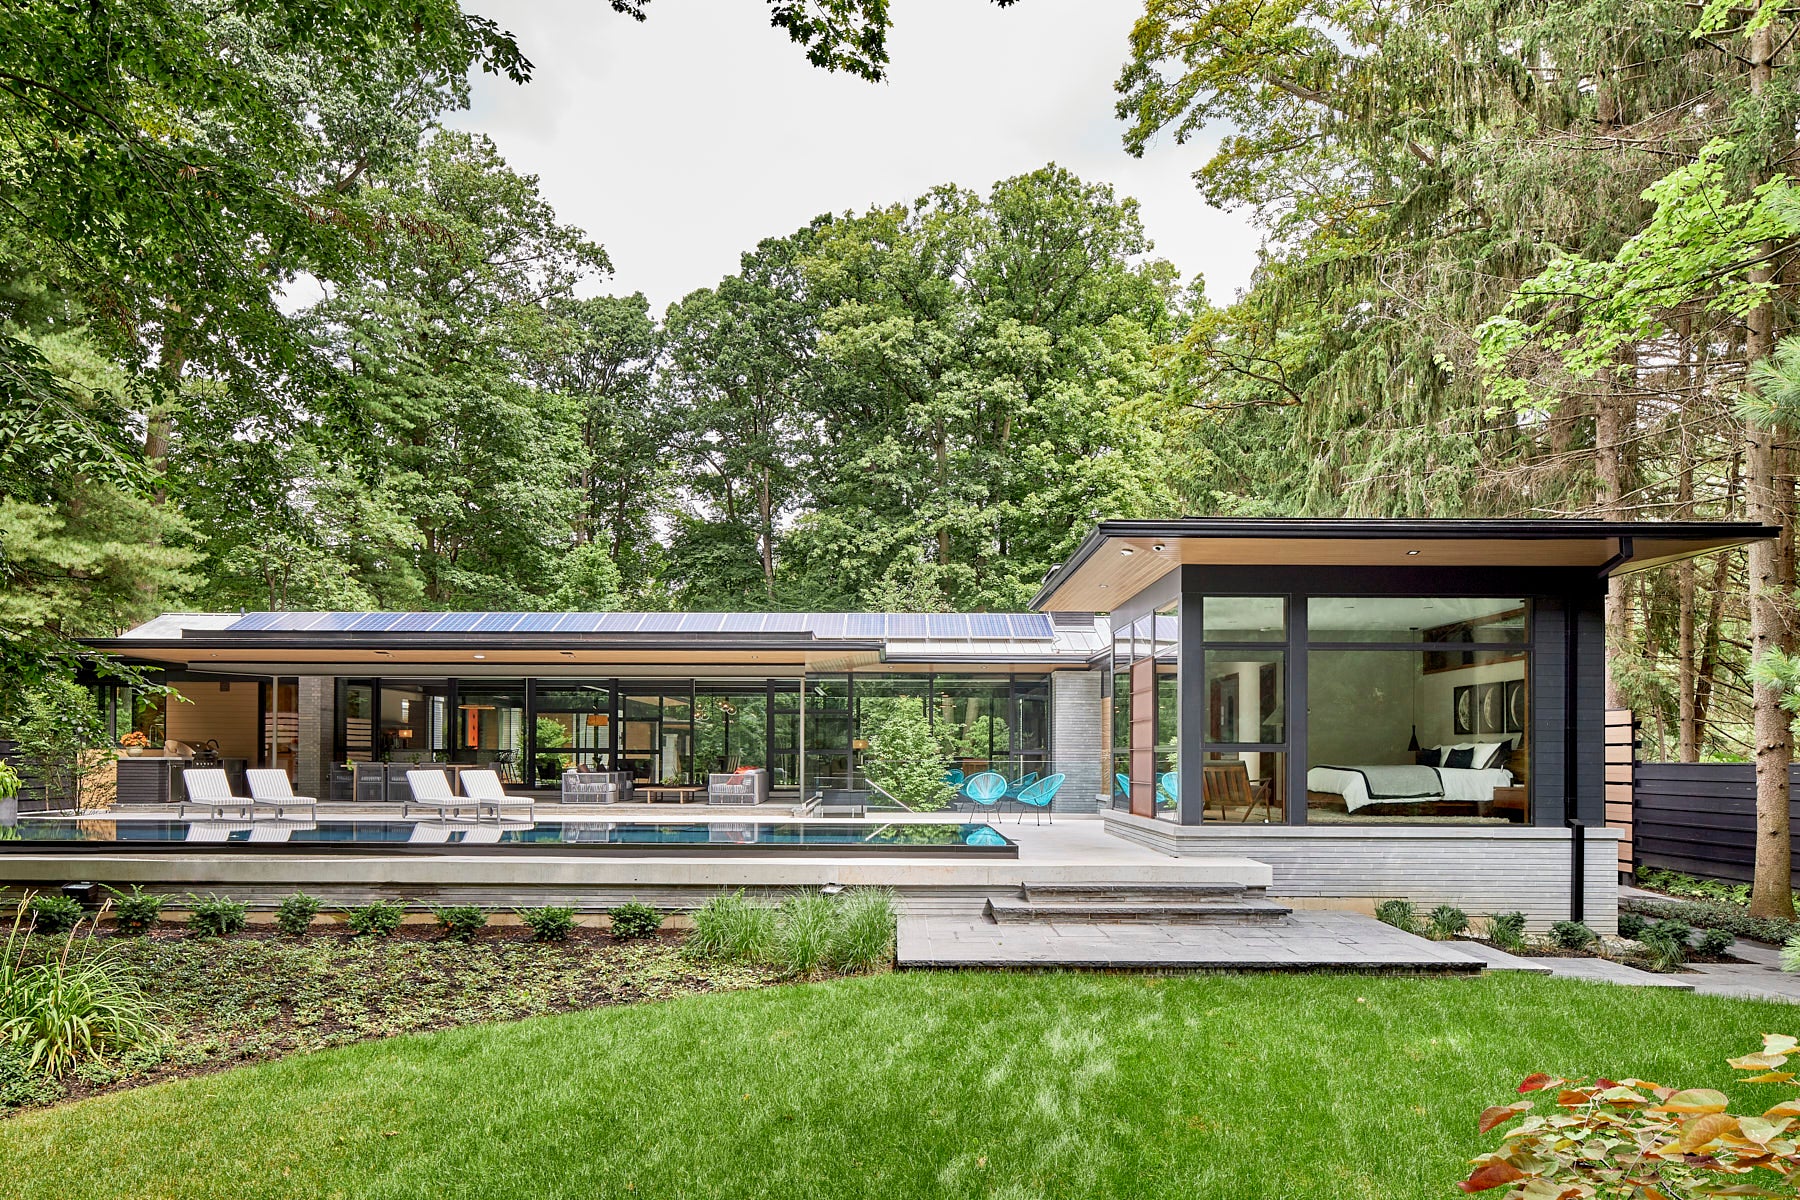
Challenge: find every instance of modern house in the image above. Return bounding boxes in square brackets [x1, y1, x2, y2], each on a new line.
[61, 517, 1773, 929]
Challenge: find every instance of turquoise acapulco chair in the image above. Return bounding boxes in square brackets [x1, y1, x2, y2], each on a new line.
[962, 771, 1007, 815]
[1014, 773, 1065, 824]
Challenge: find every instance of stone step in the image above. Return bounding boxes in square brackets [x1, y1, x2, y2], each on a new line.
[1020, 881, 1256, 903]
[986, 896, 1293, 925]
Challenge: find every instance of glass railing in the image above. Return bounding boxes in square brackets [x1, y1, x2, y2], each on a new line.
[810, 758, 1096, 813]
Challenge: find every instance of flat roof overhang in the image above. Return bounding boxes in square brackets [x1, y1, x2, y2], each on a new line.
[1031, 518, 1778, 612]
[81, 633, 885, 675]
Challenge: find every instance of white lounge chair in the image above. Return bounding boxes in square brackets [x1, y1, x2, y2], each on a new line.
[244, 769, 317, 819]
[179, 768, 259, 819]
[403, 769, 494, 821]
[460, 769, 534, 822]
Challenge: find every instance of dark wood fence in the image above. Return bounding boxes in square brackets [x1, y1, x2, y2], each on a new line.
[1634, 759, 1800, 886]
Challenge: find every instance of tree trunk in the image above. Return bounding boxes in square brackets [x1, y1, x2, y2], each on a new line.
[1597, 377, 1630, 709]
[758, 464, 775, 603]
[1745, 21, 1794, 921]
[1677, 325, 1699, 761]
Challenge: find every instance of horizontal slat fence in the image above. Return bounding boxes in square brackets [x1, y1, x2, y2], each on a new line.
[1604, 708, 1635, 879]
[1634, 760, 1800, 886]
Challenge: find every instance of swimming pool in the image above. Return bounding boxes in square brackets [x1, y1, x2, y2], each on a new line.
[2, 818, 1018, 857]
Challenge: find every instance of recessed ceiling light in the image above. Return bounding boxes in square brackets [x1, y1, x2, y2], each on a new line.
[1406, 549, 1421, 556]
[1098, 583, 1109, 589]
[1152, 543, 1166, 552]
[1120, 547, 1135, 556]
[472, 654, 486, 659]
[559, 650, 575, 658]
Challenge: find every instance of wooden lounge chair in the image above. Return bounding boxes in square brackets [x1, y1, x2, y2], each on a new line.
[244, 769, 318, 819]
[460, 769, 533, 821]
[403, 769, 495, 821]
[1202, 761, 1277, 823]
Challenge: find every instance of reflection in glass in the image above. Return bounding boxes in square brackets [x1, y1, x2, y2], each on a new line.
[531, 682, 612, 783]
[1204, 651, 1284, 745]
[1203, 597, 1286, 642]
[1202, 751, 1283, 823]
[1307, 598, 1526, 644]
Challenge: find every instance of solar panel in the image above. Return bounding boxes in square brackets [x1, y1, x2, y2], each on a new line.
[638, 613, 684, 632]
[971, 614, 1012, 638]
[348, 613, 395, 632]
[719, 613, 766, 633]
[925, 614, 965, 639]
[227, 612, 285, 631]
[807, 614, 847, 639]
[680, 613, 728, 633]
[844, 613, 885, 639]
[887, 614, 928, 639]
[389, 612, 443, 632]
[513, 613, 563, 633]
[310, 613, 369, 632]
[472, 613, 523, 633]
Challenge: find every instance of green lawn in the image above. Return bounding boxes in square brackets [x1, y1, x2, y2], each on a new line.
[3, 971, 1794, 1199]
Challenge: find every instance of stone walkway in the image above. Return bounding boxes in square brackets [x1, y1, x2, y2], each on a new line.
[897, 910, 1486, 971]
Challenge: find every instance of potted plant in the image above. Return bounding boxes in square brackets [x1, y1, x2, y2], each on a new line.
[120, 731, 151, 757]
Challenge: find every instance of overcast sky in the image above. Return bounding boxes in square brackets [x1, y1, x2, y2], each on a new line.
[446, 0, 1260, 312]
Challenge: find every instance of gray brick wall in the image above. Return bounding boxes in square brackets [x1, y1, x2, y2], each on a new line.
[1051, 669, 1104, 812]
[296, 677, 332, 802]
[1103, 813, 1621, 933]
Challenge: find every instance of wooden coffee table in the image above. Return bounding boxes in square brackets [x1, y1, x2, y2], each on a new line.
[638, 785, 704, 804]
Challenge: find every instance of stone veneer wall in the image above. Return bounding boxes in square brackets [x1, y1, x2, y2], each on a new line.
[1050, 669, 1104, 812]
[1103, 811, 1620, 934]
[296, 677, 332, 803]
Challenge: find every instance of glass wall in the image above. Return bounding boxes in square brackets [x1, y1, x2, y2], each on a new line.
[1304, 598, 1528, 824]
[695, 684, 770, 775]
[530, 682, 611, 783]
[327, 670, 1051, 796]
[376, 680, 448, 761]
[1197, 597, 1284, 823]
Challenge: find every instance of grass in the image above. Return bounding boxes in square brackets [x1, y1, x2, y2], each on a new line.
[3, 971, 1795, 1198]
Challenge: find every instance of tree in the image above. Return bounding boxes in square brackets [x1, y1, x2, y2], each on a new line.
[303, 131, 611, 608]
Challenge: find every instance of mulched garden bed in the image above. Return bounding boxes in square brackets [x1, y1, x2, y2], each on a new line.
[6, 926, 783, 1112]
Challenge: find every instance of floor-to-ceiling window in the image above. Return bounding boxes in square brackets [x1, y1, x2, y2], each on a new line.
[621, 688, 694, 786]
[1198, 597, 1286, 823]
[376, 680, 449, 762]
[1305, 598, 1528, 824]
[529, 681, 614, 785]
[695, 684, 770, 776]
[455, 680, 526, 779]
[804, 676, 853, 791]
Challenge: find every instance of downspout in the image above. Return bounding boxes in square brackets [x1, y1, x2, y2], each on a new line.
[1570, 537, 1635, 922]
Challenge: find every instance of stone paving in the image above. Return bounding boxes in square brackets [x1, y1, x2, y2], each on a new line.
[897, 910, 1487, 972]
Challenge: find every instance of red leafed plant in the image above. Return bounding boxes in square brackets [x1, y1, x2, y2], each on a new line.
[1461, 1033, 1800, 1198]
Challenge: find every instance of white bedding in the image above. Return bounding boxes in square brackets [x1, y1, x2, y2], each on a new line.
[1305, 766, 1514, 812]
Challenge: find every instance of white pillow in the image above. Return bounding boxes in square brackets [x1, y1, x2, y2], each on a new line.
[1471, 741, 1509, 769]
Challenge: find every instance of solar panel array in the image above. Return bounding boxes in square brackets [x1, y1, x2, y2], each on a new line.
[224, 611, 1057, 640]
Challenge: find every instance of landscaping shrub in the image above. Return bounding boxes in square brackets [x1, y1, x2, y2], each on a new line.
[685, 891, 776, 963]
[1697, 927, 1734, 957]
[1635, 866, 1762, 907]
[1617, 911, 1648, 940]
[825, 888, 897, 972]
[1373, 899, 1418, 934]
[27, 894, 83, 934]
[185, 894, 246, 937]
[1639, 922, 1688, 972]
[345, 900, 406, 937]
[1621, 895, 1800, 946]
[1425, 904, 1467, 940]
[774, 892, 836, 974]
[520, 906, 576, 942]
[431, 905, 487, 941]
[1465, 1033, 1800, 1196]
[274, 893, 321, 936]
[0, 1042, 60, 1109]
[1548, 920, 1595, 951]
[106, 886, 164, 935]
[0, 900, 163, 1077]
[607, 901, 662, 940]
[1485, 911, 1527, 952]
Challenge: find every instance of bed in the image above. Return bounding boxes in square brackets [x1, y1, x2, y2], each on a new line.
[1305, 743, 1515, 815]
